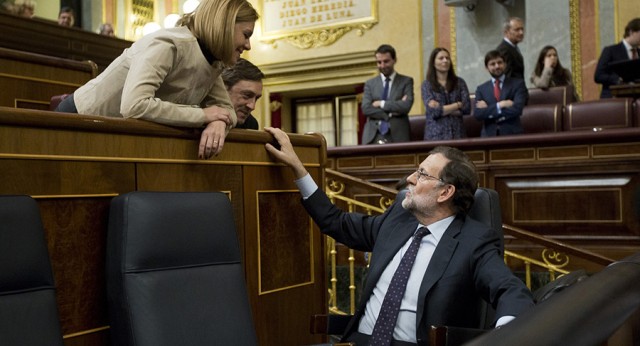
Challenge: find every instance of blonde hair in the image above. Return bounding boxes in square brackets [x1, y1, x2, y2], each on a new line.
[180, 0, 258, 66]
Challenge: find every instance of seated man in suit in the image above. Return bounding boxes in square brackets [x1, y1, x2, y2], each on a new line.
[265, 127, 534, 346]
[361, 44, 414, 144]
[594, 17, 640, 98]
[474, 50, 528, 137]
[222, 58, 264, 130]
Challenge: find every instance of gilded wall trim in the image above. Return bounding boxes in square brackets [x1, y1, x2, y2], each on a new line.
[450, 7, 457, 68]
[259, 0, 378, 49]
[569, 0, 583, 101]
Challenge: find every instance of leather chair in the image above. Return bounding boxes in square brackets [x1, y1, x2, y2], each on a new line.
[409, 115, 426, 141]
[106, 191, 257, 346]
[521, 104, 563, 134]
[564, 98, 634, 131]
[528, 85, 576, 106]
[0, 195, 64, 346]
[311, 188, 503, 345]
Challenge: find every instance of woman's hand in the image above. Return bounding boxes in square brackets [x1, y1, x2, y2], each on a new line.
[428, 100, 440, 108]
[203, 105, 231, 125]
[198, 120, 227, 159]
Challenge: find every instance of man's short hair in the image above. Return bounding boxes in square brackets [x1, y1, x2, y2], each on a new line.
[221, 58, 264, 89]
[624, 18, 640, 38]
[59, 6, 74, 16]
[484, 50, 504, 67]
[375, 44, 396, 60]
[502, 16, 523, 33]
[429, 146, 478, 215]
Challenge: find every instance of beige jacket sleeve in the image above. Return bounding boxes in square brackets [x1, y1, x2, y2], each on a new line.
[119, 36, 235, 128]
[530, 66, 554, 88]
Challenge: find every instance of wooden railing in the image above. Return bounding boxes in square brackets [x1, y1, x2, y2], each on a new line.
[323, 169, 615, 314]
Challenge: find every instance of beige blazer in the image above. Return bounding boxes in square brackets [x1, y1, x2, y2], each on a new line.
[74, 26, 236, 128]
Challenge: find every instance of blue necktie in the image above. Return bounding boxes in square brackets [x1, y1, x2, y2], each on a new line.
[381, 77, 390, 101]
[369, 227, 430, 346]
[379, 77, 391, 135]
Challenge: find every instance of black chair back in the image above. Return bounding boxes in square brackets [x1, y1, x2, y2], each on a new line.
[106, 191, 257, 346]
[0, 195, 64, 346]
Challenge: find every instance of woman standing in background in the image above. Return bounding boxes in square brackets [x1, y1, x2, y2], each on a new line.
[421, 47, 471, 141]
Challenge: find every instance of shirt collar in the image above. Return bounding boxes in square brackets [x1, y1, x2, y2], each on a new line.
[503, 37, 517, 47]
[491, 75, 505, 84]
[622, 38, 635, 52]
[380, 71, 397, 82]
[419, 215, 455, 244]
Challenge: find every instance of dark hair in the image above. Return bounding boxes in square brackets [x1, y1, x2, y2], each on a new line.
[59, 6, 74, 15]
[429, 146, 478, 215]
[426, 47, 458, 93]
[624, 18, 640, 38]
[484, 50, 504, 67]
[375, 44, 396, 60]
[221, 58, 264, 89]
[533, 45, 572, 86]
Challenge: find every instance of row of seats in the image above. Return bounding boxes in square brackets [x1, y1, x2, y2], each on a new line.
[0, 193, 257, 346]
[410, 86, 638, 140]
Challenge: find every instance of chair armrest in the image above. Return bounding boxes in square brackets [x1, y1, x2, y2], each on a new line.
[429, 325, 488, 346]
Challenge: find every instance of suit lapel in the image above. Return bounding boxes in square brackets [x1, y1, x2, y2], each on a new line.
[415, 216, 463, 327]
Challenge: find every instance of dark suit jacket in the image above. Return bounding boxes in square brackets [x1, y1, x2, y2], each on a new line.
[474, 77, 527, 136]
[594, 41, 639, 98]
[361, 73, 414, 144]
[235, 114, 259, 130]
[302, 190, 533, 346]
[496, 40, 525, 80]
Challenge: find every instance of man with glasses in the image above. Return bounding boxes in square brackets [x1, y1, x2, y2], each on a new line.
[265, 127, 533, 346]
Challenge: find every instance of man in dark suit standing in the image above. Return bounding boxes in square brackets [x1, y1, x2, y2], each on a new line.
[474, 50, 528, 137]
[594, 17, 640, 98]
[265, 127, 534, 346]
[496, 17, 525, 80]
[361, 44, 414, 144]
[222, 58, 264, 130]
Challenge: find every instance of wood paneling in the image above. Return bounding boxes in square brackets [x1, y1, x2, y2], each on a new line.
[0, 47, 97, 109]
[327, 130, 640, 260]
[0, 13, 131, 72]
[0, 107, 327, 346]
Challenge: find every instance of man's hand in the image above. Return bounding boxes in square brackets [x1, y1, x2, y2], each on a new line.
[476, 100, 488, 109]
[264, 127, 308, 179]
[203, 105, 231, 125]
[498, 100, 514, 109]
[198, 120, 226, 159]
[372, 100, 382, 108]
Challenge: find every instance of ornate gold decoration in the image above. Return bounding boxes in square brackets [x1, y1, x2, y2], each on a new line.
[259, 0, 378, 49]
[380, 196, 394, 210]
[269, 99, 282, 112]
[569, 0, 583, 100]
[541, 248, 570, 270]
[450, 7, 457, 68]
[264, 23, 376, 49]
[327, 179, 345, 196]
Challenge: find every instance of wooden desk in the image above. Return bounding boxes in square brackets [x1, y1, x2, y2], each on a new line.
[0, 107, 327, 346]
[611, 84, 640, 99]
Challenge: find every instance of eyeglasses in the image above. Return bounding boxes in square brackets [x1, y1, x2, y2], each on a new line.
[414, 169, 444, 183]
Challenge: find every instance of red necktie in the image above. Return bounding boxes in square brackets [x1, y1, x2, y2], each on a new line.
[632, 48, 638, 60]
[493, 79, 501, 101]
